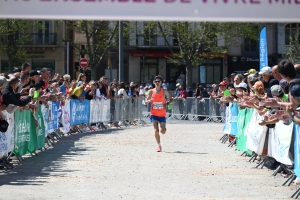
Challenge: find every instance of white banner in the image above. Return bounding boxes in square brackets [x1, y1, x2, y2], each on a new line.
[62, 100, 71, 133]
[245, 110, 267, 154]
[0, 0, 300, 22]
[268, 121, 293, 165]
[0, 111, 15, 157]
[101, 99, 111, 122]
[41, 104, 49, 136]
[90, 99, 101, 124]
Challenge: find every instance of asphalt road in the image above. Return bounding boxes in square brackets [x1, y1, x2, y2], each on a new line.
[0, 120, 296, 200]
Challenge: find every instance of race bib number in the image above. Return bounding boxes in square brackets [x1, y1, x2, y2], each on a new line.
[153, 102, 164, 110]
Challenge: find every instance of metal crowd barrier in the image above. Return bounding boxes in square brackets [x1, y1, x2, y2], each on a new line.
[142, 97, 226, 122]
[0, 96, 145, 170]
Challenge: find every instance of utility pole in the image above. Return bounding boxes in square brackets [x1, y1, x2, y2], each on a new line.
[119, 21, 124, 82]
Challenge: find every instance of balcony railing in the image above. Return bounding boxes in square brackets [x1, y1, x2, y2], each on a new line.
[25, 33, 57, 45]
[135, 34, 175, 46]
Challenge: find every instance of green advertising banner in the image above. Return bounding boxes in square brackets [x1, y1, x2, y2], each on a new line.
[236, 108, 253, 152]
[14, 110, 38, 156]
[35, 105, 46, 149]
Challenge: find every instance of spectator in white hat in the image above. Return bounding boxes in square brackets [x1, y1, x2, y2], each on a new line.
[259, 66, 279, 98]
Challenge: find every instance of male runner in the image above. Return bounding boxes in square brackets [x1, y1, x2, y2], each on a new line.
[146, 75, 173, 152]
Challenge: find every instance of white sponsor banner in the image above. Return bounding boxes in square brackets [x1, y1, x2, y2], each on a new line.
[0, 111, 15, 157]
[90, 99, 101, 124]
[41, 104, 49, 136]
[101, 99, 111, 122]
[62, 100, 71, 133]
[245, 110, 267, 154]
[268, 121, 293, 165]
[0, 0, 300, 22]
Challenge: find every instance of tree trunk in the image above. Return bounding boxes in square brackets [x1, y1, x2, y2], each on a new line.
[185, 64, 193, 89]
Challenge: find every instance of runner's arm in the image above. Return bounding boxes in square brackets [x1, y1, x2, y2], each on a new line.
[145, 90, 152, 104]
[164, 90, 173, 104]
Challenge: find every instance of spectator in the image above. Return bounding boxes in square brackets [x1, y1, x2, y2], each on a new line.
[60, 78, 69, 95]
[2, 77, 33, 107]
[162, 80, 168, 90]
[295, 63, 300, 76]
[17, 72, 30, 93]
[76, 73, 86, 87]
[99, 76, 109, 98]
[244, 68, 257, 76]
[139, 85, 145, 97]
[71, 82, 87, 100]
[187, 87, 193, 97]
[272, 65, 288, 91]
[37, 68, 51, 91]
[230, 73, 236, 84]
[175, 83, 181, 98]
[29, 70, 40, 88]
[259, 66, 279, 98]
[118, 82, 128, 98]
[21, 63, 31, 73]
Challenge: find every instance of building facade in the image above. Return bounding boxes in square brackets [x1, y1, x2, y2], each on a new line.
[0, 20, 66, 75]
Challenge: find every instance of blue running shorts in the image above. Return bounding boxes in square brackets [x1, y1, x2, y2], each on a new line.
[150, 115, 166, 123]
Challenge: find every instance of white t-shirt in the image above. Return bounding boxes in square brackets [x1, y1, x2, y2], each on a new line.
[118, 88, 128, 98]
[139, 88, 145, 95]
[96, 88, 104, 98]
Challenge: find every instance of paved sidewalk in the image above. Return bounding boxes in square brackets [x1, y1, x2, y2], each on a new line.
[0, 121, 296, 200]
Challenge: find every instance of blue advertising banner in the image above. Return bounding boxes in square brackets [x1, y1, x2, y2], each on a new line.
[70, 100, 90, 126]
[259, 27, 268, 70]
[48, 101, 59, 133]
[230, 103, 239, 136]
[294, 125, 300, 178]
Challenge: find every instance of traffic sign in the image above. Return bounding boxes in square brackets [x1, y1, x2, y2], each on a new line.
[79, 58, 89, 68]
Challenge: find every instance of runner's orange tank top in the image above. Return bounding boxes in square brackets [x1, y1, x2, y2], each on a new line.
[151, 88, 166, 117]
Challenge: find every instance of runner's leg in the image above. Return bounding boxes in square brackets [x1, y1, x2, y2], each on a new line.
[153, 120, 160, 144]
[160, 122, 166, 134]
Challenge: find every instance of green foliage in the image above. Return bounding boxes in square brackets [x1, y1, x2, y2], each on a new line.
[0, 19, 32, 71]
[153, 21, 258, 86]
[286, 28, 300, 63]
[65, 20, 131, 79]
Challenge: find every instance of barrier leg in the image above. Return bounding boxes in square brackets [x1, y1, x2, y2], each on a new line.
[283, 174, 296, 186]
[249, 152, 257, 162]
[240, 151, 247, 156]
[220, 134, 227, 141]
[291, 187, 300, 199]
[228, 138, 236, 147]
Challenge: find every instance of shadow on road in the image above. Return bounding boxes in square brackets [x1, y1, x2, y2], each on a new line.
[0, 128, 123, 187]
[164, 151, 208, 155]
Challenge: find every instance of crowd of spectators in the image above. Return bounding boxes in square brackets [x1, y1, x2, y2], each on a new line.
[0, 63, 162, 130]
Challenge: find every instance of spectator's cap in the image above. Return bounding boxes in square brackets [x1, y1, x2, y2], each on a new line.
[40, 68, 51, 73]
[236, 82, 248, 90]
[244, 69, 257, 76]
[219, 81, 227, 86]
[290, 84, 300, 100]
[253, 81, 264, 89]
[230, 73, 237, 76]
[29, 70, 40, 77]
[0, 76, 9, 88]
[259, 66, 272, 75]
[0, 119, 9, 132]
[100, 76, 108, 79]
[176, 83, 180, 87]
[271, 85, 283, 97]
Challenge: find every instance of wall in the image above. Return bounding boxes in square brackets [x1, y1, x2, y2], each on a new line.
[128, 55, 140, 83]
[158, 58, 166, 79]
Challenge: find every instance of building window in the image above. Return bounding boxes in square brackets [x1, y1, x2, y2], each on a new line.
[34, 21, 56, 45]
[285, 23, 300, 45]
[199, 59, 222, 84]
[140, 58, 158, 83]
[32, 60, 55, 71]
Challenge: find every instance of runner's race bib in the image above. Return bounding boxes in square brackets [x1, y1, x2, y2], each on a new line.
[153, 102, 164, 110]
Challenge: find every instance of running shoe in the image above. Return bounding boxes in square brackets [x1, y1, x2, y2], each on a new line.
[156, 145, 162, 152]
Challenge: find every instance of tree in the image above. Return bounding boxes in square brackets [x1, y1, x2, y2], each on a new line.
[286, 27, 300, 63]
[66, 21, 122, 80]
[0, 20, 32, 72]
[153, 22, 258, 87]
